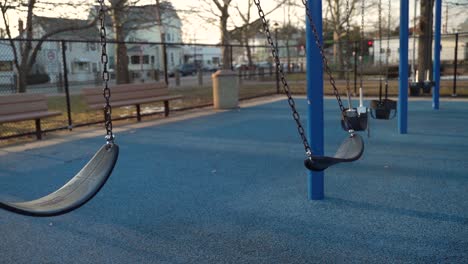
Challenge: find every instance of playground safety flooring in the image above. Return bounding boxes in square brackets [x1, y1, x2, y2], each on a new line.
[1, 96, 467, 263]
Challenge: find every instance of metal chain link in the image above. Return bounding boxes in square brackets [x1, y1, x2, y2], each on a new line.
[302, 0, 347, 115]
[359, 0, 364, 94]
[253, 0, 312, 157]
[344, 0, 352, 106]
[384, 0, 391, 87]
[98, 0, 114, 144]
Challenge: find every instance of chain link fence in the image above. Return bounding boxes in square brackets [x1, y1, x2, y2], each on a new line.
[0, 33, 467, 140]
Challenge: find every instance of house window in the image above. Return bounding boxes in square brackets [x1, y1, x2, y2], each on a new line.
[92, 63, 98, 73]
[72, 62, 90, 73]
[131, 55, 140, 64]
[131, 55, 150, 64]
[170, 52, 174, 66]
[151, 56, 155, 64]
[0, 61, 13, 71]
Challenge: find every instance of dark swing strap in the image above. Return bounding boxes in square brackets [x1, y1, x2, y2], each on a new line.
[254, 0, 364, 171]
[0, 0, 118, 217]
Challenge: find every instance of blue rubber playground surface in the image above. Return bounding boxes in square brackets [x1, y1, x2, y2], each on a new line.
[1, 97, 468, 263]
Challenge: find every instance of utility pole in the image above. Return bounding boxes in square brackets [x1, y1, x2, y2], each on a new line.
[156, 0, 168, 85]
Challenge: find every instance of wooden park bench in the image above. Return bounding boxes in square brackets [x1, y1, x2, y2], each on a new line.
[82, 82, 182, 122]
[0, 94, 62, 140]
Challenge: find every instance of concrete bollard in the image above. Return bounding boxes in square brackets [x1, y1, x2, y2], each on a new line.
[212, 69, 239, 109]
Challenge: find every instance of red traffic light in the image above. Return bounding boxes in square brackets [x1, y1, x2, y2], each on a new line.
[367, 40, 373, 47]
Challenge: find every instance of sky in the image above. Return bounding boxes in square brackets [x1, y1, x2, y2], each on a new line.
[1, 0, 466, 44]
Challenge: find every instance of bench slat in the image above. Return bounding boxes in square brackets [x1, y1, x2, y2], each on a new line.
[84, 89, 169, 105]
[0, 94, 47, 105]
[87, 95, 183, 109]
[0, 101, 48, 116]
[0, 111, 61, 123]
[82, 82, 167, 96]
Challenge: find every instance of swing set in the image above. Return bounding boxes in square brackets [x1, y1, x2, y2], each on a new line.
[0, 1, 118, 217]
[1, 0, 370, 217]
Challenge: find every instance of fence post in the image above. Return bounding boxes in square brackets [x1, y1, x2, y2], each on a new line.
[230, 45, 234, 70]
[61, 41, 72, 131]
[452, 32, 459, 97]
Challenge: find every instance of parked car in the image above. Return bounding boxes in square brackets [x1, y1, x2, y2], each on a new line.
[256, 61, 272, 69]
[177, 64, 197, 76]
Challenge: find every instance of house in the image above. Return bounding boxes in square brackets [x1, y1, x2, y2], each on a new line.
[24, 15, 102, 83]
[21, 2, 183, 84]
[182, 45, 222, 70]
[118, 3, 183, 81]
[0, 40, 16, 88]
[372, 35, 468, 66]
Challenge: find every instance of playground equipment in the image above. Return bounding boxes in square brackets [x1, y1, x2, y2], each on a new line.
[254, 0, 365, 172]
[0, 0, 118, 217]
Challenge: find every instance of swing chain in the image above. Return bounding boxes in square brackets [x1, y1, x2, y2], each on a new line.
[301, 0, 346, 115]
[385, 0, 391, 86]
[253, 0, 312, 157]
[98, 0, 114, 144]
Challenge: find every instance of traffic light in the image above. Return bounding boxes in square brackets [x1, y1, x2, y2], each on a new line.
[367, 40, 374, 47]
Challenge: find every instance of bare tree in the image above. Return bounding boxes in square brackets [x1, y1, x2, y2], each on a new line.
[0, 0, 97, 93]
[324, 0, 358, 78]
[213, 0, 233, 69]
[231, 0, 284, 68]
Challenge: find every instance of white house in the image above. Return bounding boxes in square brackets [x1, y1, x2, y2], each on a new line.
[25, 16, 102, 83]
[372, 35, 468, 66]
[182, 45, 222, 69]
[122, 3, 184, 81]
[19, 2, 183, 84]
[0, 40, 15, 87]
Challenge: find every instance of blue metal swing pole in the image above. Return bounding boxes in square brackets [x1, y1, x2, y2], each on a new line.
[398, 0, 409, 134]
[306, 0, 324, 200]
[432, 0, 442, 110]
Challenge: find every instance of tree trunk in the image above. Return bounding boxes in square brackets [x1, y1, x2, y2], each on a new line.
[417, 0, 434, 82]
[220, 9, 231, 70]
[17, 69, 28, 93]
[333, 31, 345, 79]
[112, 4, 130, 84]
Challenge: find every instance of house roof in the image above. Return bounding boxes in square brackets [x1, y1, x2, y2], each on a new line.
[90, 2, 179, 30]
[32, 16, 99, 40]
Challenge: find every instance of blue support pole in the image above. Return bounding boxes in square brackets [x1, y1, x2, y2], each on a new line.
[398, 0, 409, 134]
[433, 0, 442, 110]
[306, 0, 324, 200]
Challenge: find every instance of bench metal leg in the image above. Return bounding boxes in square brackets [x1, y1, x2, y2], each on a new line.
[35, 119, 42, 140]
[164, 101, 169, 117]
[136, 104, 141, 122]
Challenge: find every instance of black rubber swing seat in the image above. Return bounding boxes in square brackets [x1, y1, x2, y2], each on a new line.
[0, 144, 119, 217]
[370, 99, 397, 120]
[304, 133, 364, 171]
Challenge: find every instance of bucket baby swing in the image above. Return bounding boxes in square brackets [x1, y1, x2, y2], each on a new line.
[254, 0, 365, 171]
[0, 0, 118, 217]
[369, 0, 398, 119]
